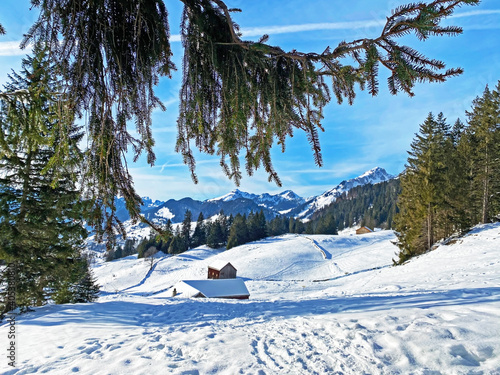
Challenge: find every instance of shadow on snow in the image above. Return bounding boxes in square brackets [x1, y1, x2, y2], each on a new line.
[12, 287, 500, 329]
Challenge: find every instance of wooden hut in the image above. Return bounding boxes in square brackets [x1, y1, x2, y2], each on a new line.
[356, 226, 373, 235]
[208, 261, 237, 279]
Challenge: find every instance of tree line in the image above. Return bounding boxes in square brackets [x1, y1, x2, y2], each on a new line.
[107, 208, 340, 261]
[309, 179, 401, 232]
[394, 83, 500, 263]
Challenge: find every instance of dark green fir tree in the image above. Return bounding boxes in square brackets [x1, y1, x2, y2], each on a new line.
[168, 227, 186, 254]
[394, 113, 451, 263]
[191, 212, 206, 248]
[181, 209, 192, 249]
[315, 213, 338, 235]
[206, 214, 227, 249]
[226, 214, 249, 250]
[0, 49, 98, 313]
[465, 84, 500, 224]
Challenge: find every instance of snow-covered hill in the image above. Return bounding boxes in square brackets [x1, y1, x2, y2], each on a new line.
[4, 224, 500, 374]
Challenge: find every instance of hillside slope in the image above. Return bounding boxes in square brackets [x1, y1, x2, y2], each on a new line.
[2, 224, 499, 374]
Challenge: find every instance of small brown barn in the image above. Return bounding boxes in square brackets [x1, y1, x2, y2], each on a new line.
[356, 226, 373, 235]
[207, 261, 237, 279]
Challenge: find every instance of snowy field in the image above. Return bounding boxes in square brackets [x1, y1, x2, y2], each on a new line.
[1, 224, 500, 374]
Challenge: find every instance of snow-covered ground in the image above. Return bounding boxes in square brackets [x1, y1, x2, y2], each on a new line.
[2, 224, 500, 374]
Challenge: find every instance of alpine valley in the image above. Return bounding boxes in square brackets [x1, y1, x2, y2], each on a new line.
[87, 167, 396, 251]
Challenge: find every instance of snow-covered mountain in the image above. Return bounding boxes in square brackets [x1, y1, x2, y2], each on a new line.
[208, 189, 305, 213]
[296, 167, 394, 219]
[208, 189, 258, 202]
[87, 167, 395, 250]
[126, 167, 393, 224]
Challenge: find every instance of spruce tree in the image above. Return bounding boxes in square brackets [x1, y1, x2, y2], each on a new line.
[53, 257, 100, 304]
[17, 1, 479, 243]
[433, 112, 456, 239]
[447, 118, 472, 231]
[315, 213, 338, 235]
[465, 84, 500, 224]
[123, 239, 137, 257]
[72, 264, 100, 303]
[394, 113, 451, 262]
[159, 219, 174, 252]
[136, 237, 149, 258]
[206, 215, 226, 249]
[305, 221, 314, 235]
[181, 209, 192, 249]
[294, 219, 305, 234]
[226, 214, 249, 250]
[169, 227, 186, 254]
[247, 210, 267, 242]
[114, 246, 124, 260]
[0, 49, 95, 312]
[191, 212, 206, 248]
[256, 210, 268, 239]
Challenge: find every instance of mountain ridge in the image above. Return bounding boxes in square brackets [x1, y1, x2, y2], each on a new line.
[296, 167, 394, 219]
[87, 167, 396, 251]
[113, 166, 395, 225]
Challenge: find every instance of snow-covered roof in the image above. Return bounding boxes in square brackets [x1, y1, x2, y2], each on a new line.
[208, 260, 235, 271]
[180, 279, 249, 298]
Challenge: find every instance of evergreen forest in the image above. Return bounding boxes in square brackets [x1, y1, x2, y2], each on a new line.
[309, 179, 401, 232]
[125, 209, 339, 262]
[394, 83, 500, 263]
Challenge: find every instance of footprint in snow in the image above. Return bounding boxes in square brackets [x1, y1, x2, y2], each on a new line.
[449, 344, 482, 366]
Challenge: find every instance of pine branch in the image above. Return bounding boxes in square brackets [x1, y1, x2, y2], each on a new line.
[21, 0, 480, 246]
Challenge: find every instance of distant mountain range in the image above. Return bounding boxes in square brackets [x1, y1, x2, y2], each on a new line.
[88, 167, 395, 250]
[116, 167, 394, 224]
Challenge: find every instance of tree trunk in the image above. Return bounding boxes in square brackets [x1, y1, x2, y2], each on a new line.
[427, 203, 433, 250]
[482, 145, 490, 224]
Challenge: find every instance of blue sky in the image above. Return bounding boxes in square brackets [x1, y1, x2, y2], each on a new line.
[1, 0, 500, 201]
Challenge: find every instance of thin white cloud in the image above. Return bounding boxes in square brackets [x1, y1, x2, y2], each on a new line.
[450, 9, 500, 19]
[168, 20, 385, 43]
[240, 19, 385, 37]
[0, 41, 29, 56]
[170, 34, 181, 42]
[1, 8, 498, 57]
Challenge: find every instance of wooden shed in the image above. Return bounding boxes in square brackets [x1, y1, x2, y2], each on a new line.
[179, 279, 250, 299]
[208, 261, 237, 279]
[356, 226, 373, 235]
